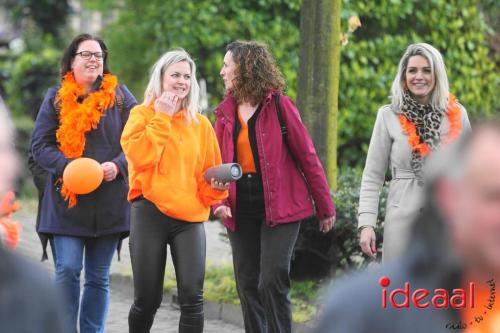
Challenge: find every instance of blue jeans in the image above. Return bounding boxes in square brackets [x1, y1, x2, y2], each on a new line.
[53, 234, 119, 333]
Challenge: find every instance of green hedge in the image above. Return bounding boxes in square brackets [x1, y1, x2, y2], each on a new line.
[3, 46, 59, 197]
[5, 47, 60, 119]
[13, 115, 37, 198]
[339, 0, 498, 166]
[291, 168, 387, 279]
[94, 0, 498, 168]
[3, 1, 498, 170]
[101, 0, 301, 105]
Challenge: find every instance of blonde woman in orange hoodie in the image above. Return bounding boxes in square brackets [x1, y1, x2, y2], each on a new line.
[121, 49, 229, 333]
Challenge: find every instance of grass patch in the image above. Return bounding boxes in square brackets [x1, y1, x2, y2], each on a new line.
[290, 280, 320, 323]
[162, 266, 178, 294]
[204, 264, 240, 305]
[163, 263, 321, 323]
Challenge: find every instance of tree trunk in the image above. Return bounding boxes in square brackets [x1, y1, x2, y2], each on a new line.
[297, 0, 341, 189]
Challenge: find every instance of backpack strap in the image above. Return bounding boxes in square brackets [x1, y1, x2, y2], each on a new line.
[53, 95, 61, 113]
[273, 94, 288, 142]
[115, 85, 124, 113]
[273, 94, 299, 166]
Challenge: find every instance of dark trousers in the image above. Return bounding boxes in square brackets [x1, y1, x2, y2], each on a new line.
[128, 198, 206, 333]
[229, 174, 300, 333]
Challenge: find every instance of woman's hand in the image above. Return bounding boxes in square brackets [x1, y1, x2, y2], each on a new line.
[214, 205, 232, 219]
[359, 226, 377, 259]
[319, 216, 335, 233]
[154, 91, 180, 116]
[101, 162, 119, 182]
[210, 178, 229, 192]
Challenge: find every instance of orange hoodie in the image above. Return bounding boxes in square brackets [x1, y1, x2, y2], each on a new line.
[121, 104, 228, 222]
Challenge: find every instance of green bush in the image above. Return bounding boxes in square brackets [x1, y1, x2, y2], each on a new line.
[290, 279, 320, 323]
[338, 0, 499, 166]
[11, 115, 36, 198]
[0, 52, 14, 98]
[99, 0, 497, 168]
[5, 47, 60, 119]
[3, 46, 59, 197]
[100, 0, 301, 105]
[204, 264, 240, 305]
[291, 168, 387, 279]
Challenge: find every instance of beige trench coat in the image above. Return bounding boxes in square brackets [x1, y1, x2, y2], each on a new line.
[358, 104, 471, 262]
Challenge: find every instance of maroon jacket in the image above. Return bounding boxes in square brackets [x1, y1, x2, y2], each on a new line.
[213, 91, 335, 231]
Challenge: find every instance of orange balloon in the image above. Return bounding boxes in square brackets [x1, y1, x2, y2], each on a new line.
[63, 158, 103, 194]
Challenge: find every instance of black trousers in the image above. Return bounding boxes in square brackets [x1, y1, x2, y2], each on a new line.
[229, 174, 301, 333]
[128, 198, 205, 333]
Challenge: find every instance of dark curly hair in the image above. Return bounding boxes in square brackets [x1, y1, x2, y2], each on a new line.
[226, 40, 285, 106]
[60, 33, 111, 77]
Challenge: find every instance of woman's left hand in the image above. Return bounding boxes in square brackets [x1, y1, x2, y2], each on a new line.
[101, 162, 119, 182]
[210, 178, 229, 192]
[319, 216, 335, 233]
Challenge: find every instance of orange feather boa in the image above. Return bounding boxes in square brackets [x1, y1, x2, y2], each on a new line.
[399, 93, 462, 157]
[0, 191, 21, 249]
[56, 72, 118, 207]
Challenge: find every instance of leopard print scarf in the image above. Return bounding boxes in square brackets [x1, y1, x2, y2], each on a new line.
[401, 91, 445, 184]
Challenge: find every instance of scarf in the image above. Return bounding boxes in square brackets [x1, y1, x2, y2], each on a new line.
[399, 91, 462, 183]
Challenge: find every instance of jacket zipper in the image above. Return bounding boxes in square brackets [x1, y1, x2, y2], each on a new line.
[256, 106, 274, 224]
[220, 110, 238, 219]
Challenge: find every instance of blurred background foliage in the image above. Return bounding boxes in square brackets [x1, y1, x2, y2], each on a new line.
[99, 0, 301, 104]
[2, 0, 497, 169]
[0, 0, 498, 275]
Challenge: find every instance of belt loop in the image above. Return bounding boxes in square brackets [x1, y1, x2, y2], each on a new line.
[392, 168, 416, 179]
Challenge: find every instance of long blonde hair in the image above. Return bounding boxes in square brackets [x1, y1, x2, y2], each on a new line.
[143, 49, 201, 122]
[390, 43, 449, 112]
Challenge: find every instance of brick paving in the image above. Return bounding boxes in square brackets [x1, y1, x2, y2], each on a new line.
[13, 208, 243, 333]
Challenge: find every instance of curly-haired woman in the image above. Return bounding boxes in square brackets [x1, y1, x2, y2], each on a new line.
[213, 40, 336, 333]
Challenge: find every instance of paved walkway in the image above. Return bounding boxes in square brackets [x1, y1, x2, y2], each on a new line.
[106, 276, 242, 332]
[13, 206, 243, 333]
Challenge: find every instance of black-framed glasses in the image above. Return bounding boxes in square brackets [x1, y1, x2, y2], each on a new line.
[75, 51, 105, 60]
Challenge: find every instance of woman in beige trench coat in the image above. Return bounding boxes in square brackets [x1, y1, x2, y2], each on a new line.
[358, 43, 471, 262]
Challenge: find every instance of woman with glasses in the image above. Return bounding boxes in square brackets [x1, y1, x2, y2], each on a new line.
[31, 33, 137, 332]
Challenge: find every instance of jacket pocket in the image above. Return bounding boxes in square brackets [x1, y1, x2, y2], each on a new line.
[390, 179, 411, 208]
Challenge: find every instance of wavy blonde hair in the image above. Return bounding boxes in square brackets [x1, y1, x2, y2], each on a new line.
[226, 40, 285, 106]
[143, 49, 200, 122]
[390, 43, 449, 112]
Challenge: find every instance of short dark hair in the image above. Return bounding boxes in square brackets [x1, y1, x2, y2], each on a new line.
[59, 34, 111, 77]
